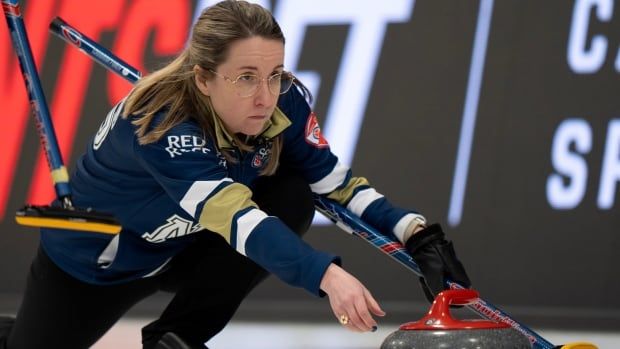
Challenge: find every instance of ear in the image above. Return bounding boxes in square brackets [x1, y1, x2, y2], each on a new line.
[193, 64, 210, 96]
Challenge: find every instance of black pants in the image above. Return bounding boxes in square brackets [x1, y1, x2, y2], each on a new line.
[3, 173, 315, 349]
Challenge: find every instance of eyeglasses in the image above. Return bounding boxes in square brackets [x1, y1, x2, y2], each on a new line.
[208, 69, 295, 98]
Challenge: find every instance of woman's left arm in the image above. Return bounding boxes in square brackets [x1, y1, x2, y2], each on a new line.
[277, 86, 426, 244]
[278, 86, 471, 300]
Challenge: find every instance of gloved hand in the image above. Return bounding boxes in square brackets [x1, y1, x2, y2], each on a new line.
[404, 223, 471, 302]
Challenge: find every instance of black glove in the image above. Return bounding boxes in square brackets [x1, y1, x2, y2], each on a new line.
[405, 223, 471, 303]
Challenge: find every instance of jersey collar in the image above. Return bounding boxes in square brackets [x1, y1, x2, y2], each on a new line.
[213, 107, 292, 149]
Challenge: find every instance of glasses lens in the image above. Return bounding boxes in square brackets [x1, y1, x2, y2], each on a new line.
[235, 74, 259, 97]
[232, 72, 294, 97]
[266, 73, 282, 95]
[276, 73, 294, 94]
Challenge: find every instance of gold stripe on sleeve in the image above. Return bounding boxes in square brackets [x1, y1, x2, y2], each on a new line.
[326, 177, 370, 205]
[197, 182, 258, 243]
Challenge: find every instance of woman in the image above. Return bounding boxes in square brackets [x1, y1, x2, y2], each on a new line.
[0, 1, 470, 348]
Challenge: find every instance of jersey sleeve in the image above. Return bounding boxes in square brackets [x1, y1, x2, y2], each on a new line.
[278, 87, 426, 244]
[134, 119, 337, 296]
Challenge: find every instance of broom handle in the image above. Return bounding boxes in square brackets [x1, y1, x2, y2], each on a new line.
[3, 1, 72, 203]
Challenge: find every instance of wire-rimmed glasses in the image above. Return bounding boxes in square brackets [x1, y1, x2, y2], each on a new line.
[208, 69, 295, 98]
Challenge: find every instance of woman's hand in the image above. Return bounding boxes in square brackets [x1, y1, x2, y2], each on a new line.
[319, 263, 385, 332]
[405, 223, 471, 302]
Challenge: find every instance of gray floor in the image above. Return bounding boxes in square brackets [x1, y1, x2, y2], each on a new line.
[91, 319, 620, 348]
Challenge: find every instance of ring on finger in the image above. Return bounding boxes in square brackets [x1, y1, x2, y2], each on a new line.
[339, 314, 349, 325]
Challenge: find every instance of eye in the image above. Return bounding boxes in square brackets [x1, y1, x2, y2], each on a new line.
[237, 74, 258, 83]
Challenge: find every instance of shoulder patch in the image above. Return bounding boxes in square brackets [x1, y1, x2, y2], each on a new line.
[304, 112, 329, 148]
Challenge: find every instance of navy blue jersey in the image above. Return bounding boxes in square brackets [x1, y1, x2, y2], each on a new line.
[40, 86, 424, 296]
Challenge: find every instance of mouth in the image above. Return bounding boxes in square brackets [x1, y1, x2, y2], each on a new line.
[248, 115, 269, 120]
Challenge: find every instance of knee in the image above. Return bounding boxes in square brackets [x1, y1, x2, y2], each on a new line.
[252, 174, 314, 235]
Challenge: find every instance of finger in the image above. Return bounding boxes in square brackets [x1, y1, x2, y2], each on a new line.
[353, 295, 376, 331]
[344, 306, 367, 332]
[364, 288, 385, 317]
[333, 308, 361, 332]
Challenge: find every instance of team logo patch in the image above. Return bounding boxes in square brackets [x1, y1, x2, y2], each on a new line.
[304, 112, 329, 148]
[252, 154, 263, 168]
[251, 146, 271, 168]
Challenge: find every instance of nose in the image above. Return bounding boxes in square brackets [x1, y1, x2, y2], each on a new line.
[254, 79, 276, 107]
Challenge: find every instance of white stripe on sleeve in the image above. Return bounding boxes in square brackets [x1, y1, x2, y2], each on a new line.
[309, 161, 349, 194]
[346, 188, 384, 217]
[393, 213, 426, 244]
[180, 178, 233, 217]
[235, 208, 269, 256]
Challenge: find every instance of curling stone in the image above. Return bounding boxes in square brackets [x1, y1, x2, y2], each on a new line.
[381, 289, 531, 349]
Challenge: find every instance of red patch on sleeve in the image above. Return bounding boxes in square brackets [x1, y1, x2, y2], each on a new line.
[304, 112, 329, 148]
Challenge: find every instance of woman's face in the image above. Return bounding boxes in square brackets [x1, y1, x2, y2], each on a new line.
[197, 36, 285, 136]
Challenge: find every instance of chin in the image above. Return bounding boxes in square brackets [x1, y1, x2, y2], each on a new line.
[239, 127, 260, 136]
[242, 122, 269, 136]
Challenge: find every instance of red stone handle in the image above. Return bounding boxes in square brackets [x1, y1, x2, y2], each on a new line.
[400, 289, 510, 330]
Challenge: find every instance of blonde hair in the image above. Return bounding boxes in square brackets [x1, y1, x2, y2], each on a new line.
[122, 0, 294, 175]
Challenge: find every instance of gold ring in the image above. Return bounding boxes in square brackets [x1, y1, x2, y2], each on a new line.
[339, 314, 349, 325]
